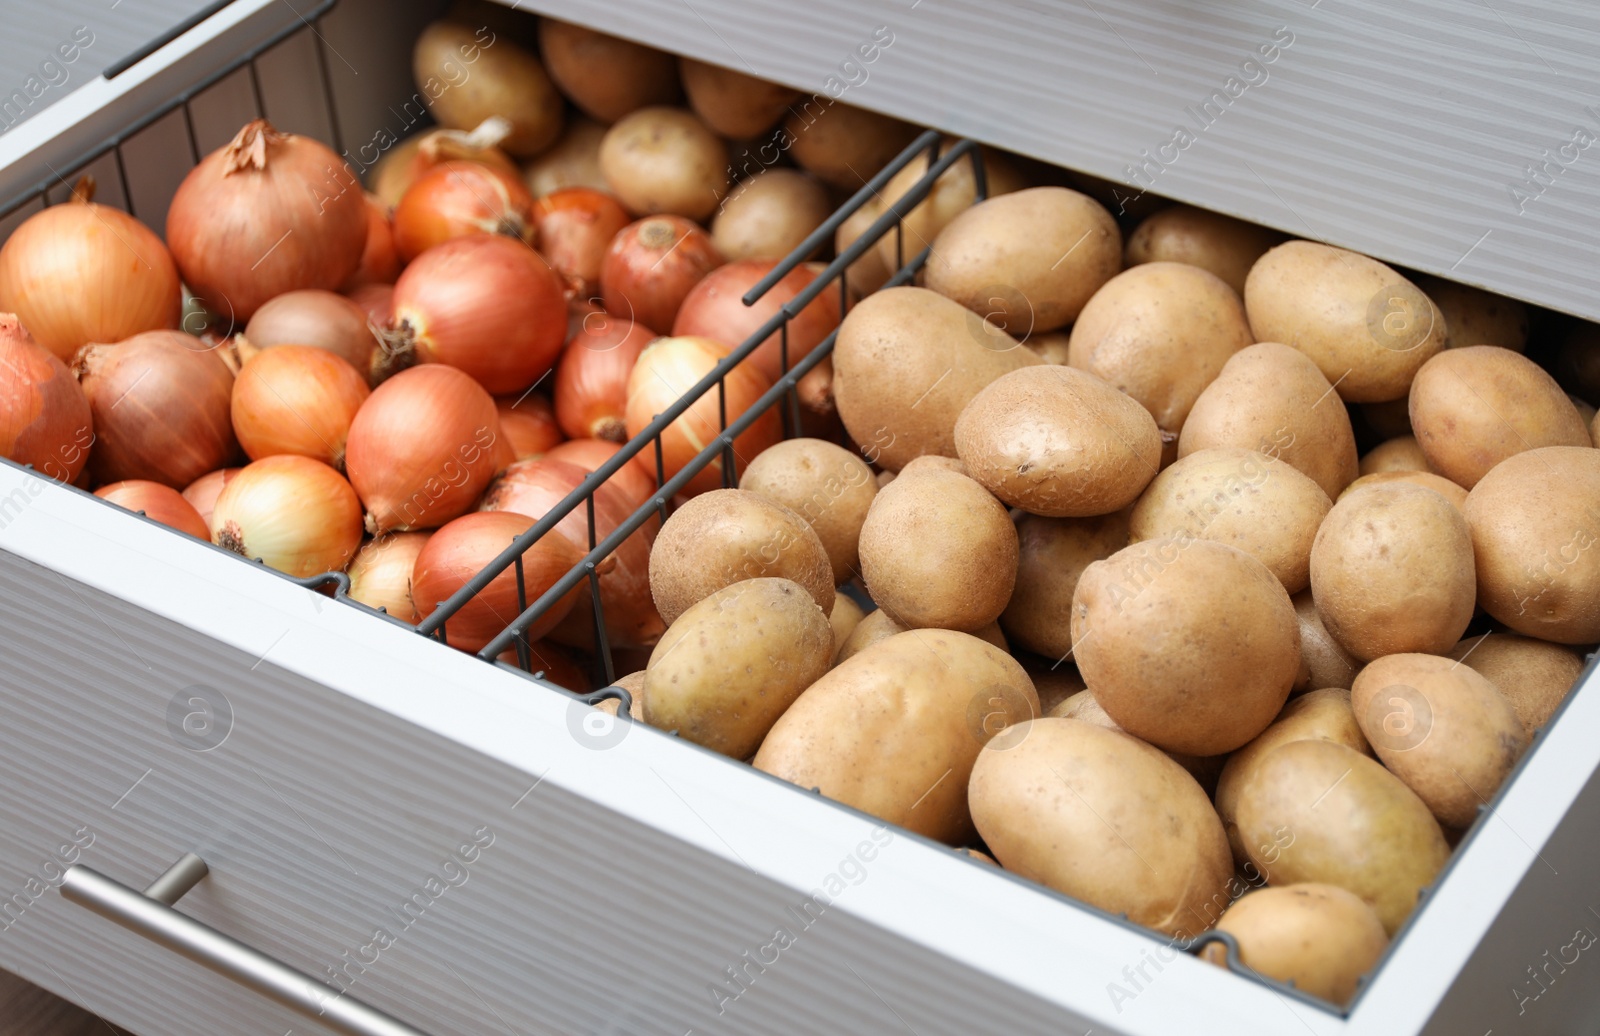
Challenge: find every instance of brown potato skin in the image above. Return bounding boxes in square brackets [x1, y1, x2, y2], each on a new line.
[648, 489, 834, 626]
[1179, 342, 1359, 499]
[711, 170, 832, 263]
[858, 466, 1018, 632]
[1047, 689, 1224, 794]
[969, 718, 1233, 938]
[828, 594, 865, 658]
[1308, 482, 1476, 661]
[1072, 538, 1300, 756]
[537, 20, 681, 123]
[1446, 633, 1586, 735]
[924, 187, 1121, 334]
[835, 607, 1006, 665]
[1200, 884, 1388, 1006]
[837, 200, 892, 300]
[1215, 689, 1372, 866]
[873, 142, 1029, 275]
[1351, 654, 1526, 829]
[1339, 470, 1467, 513]
[1409, 346, 1590, 489]
[740, 438, 878, 586]
[1066, 262, 1252, 441]
[1234, 739, 1449, 935]
[678, 58, 801, 138]
[1125, 205, 1286, 296]
[1001, 510, 1129, 659]
[1411, 273, 1529, 353]
[594, 670, 646, 720]
[1463, 446, 1600, 644]
[415, 22, 563, 158]
[1244, 241, 1446, 403]
[1130, 448, 1330, 593]
[954, 365, 1162, 517]
[1291, 590, 1363, 693]
[785, 101, 921, 190]
[522, 117, 609, 198]
[833, 287, 1042, 472]
[599, 107, 729, 220]
[1359, 436, 1430, 475]
[756, 630, 1038, 844]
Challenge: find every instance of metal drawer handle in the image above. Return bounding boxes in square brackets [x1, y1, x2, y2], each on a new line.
[62, 853, 433, 1036]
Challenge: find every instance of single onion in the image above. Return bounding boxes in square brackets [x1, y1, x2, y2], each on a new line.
[531, 187, 631, 297]
[394, 161, 535, 263]
[503, 640, 593, 692]
[0, 178, 180, 361]
[554, 310, 655, 442]
[481, 458, 663, 650]
[242, 289, 381, 381]
[347, 284, 395, 330]
[346, 531, 433, 623]
[412, 510, 585, 652]
[373, 117, 520, 207]
[344, 364, 501, 534]
[74, 330, 237, 488]
[0, 314, 94, 483]
[383, 234, 566, 394]
[600, 216, 723, 334]
[95, 480, 210, 539]
[496, 393, 563, 459]
[232, 346, 370, 470]
[544, 439, 657, 509]
[342, 193, 402, 289]
[167, 119, 368, 323]
[182, 468, 240, 528]
[212, 455, 363, 575]
[624, 335, 780, 496]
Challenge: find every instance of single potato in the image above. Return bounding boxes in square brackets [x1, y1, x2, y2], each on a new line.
[1124, 205, 1286, 295]
[1200, 884, 1388, 1007]
[1359, 436, 1430, 475]
[740, 438, 878, 586]
[837, 199, 892, 299]
[599, 107, 729, 220]
[1047, 689, 1224, 794]
[593, 670, 646, 720]
[1446, 633, 1586, 735]
[1291, 591, 1363, 693]
[1411, 272, 1529, 353]
[755, 630, 1038, 844]
[1001, 510, 1130, 660]
[872, 141, 1029, 277]
[678, 58, 800, 138]
[785, 101, 921, 190]
[523, 117, 608, 197]
[1339, 470, 1467, 513]
[711, 170, 832, 263]
[836, 607, 1006, 664]
[536, 20, 681, 123]
[828, 594, 865, 658]
[415, 23, 563, 157]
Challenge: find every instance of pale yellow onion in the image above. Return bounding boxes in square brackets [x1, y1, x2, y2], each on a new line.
[211, 455, 363, 576]
[346, 531, 432, 622]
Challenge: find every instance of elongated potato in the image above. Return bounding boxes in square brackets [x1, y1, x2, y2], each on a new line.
[969, 718, 1233, 938]
[1234, 739, 1449, 934]
[1291, 591, 1362, 693]
[1200, 885, 1387, 1007]
[1446, 633, 1585, 735]
[1046, 689, 1224, 793]
[835, 607, 1006, 664]
[755, 630, 1038, 844]
[1125, 205, 1286, 295]
[1001, 510, 1129, 659]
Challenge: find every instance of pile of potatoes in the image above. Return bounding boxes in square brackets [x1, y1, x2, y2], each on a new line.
[597, 148, 1600, 1008]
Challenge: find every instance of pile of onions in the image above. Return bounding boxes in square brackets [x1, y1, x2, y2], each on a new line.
[241, 289, 381, 382]
[495, 393, 564, 460]
[383, 234, 566, 393]
[342, 193, 402, 290]
[600, 216, 724, 334]
[545, 439, 658, 509]
[346, 531, 433, 623]
[393, 161, 535, 263]
[372, 117, 520, 207]
[553, 311, 655, 441]
[232, 346, 370, 470]
[0, 314, 94, 483]
[531, 187, 631, 297]
[211, 455, 363, 576]
[480, 458, 663, 649]
[181, 468, 240, 528]
[411, 510, 585, 653]
[95, 480, 210, 539]
[0, 179, 180, 361]
[672, 260, 841, 412]
[74, 330, 237, 488]
[344, 365, 502, 534]
[623, 336, 780, 496]
[167, 119, 367, 322]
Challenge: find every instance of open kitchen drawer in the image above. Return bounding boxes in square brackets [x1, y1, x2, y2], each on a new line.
[0, 1, 1598, 1034]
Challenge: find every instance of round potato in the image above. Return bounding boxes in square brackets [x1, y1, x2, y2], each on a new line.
[593, 670, 646, 720]
[1291, 591, 1363, 693]
[1001, 510, 1129, 659]
[740, 438, 877, 586]
[924, 187, 1121, 335]
[1409, 346, 1590, 489]
[537, 20, 681, 123]
[415, 22, 563, 157]
[1359, 436, 1430, 475]
[834, 286, 1042, 472]
[711, 169, 832, 263]
[1130, 448, 1331, 593]
[1244, 241, 1447, 402]
[828, 594, 865, 657]
[523, 117, 609, 197]
[955, 365, 1162, 517]
[1411, 273, 1528, 353]
[835, 607, 1006, 665]
[1199, 884, 1387, 1006]
[645, 578, 833, 758]
[1179, 342, 1359, 499]
[1067, 263, 1252, 452]
[969, 718, 1233, 938]
[1351, 653, 1527, 829]
[785, 101, 921, 190]
[1072, 538, 1300, 756]
[679, 58, 801, 138]
[755, 630, 1038, 844]
[1234, 739, 1449, 934]
[649, 489, 834, 626]
[1446, 633, 1586, 735]
[599, 107, 730, 220]
[872, 142, 1029, 274]
[858, 465, 1017, 632]
[1339, 470, 1467, 513]
[1214, 689, 1371, 866]
[1309, 482, 1475, 661]
[1125, 205, 1286, 295]
[1464, 446, 1600, 644]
